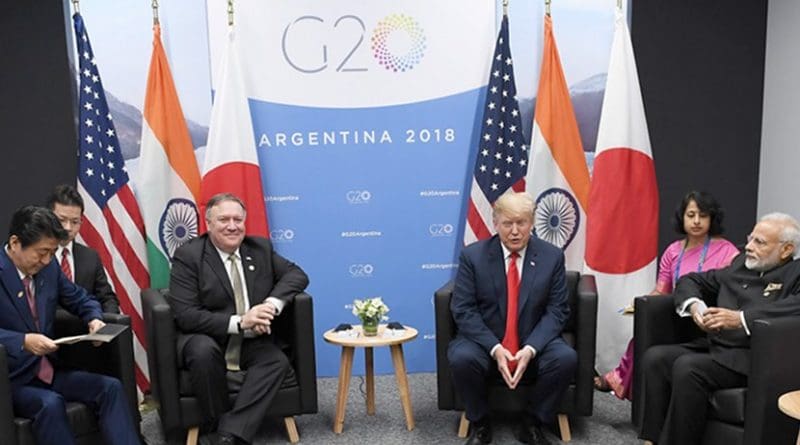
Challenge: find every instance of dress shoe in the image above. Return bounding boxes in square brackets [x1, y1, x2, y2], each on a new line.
[198, 432, 244, 445]
[465, 419, 493, 444]
[513, 422, 553, 445]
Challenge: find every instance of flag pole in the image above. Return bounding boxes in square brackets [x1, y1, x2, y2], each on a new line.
[152, 0, 159, 26]
[503, 0, 509, 16]
[71, 0, 79, 14]
[227, 0, 235, 27]
[545, 0, 551, 17]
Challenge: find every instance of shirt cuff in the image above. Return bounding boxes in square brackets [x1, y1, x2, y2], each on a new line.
[677, 297, 704, 317]
[523, 344, 537, 358]
[490, 344, 500, 358]
[227, 315, 241, 334]
[739, 311, 751, 336]
[265, 297, 284, 315]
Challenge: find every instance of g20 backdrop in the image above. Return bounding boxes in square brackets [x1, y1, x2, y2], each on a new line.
[78, 0, 616, 376]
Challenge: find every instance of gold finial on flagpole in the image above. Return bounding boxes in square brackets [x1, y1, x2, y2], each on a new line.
[227, 0, 235, 27]
[152, 0, 159, 26]
[503, 0, 509, 16]
[72, 0, 80, 14]
[545, 0, 551, 17]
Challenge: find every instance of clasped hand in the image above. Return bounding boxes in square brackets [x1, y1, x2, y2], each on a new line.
[494, 346, 535, 390]
[691, 304, 742, 332]
[240, 302, 276, 335]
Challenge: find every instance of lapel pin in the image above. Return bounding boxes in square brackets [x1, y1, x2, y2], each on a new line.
[248, 265, 255, 271]
[530, 261, 536, 267]
[245, 256, 253, 261]
[17, 291, 23, 298]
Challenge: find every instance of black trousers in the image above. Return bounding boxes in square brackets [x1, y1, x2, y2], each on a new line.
[182, 333, 291, 443]
[639, 342, 747, 445]
[447, 336, 577, 424]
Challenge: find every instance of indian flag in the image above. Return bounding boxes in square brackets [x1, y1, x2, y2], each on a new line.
[525, 14, 591, 271]
[137, 24, 202, 288]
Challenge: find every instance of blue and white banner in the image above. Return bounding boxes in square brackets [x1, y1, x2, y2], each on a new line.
[207, 0, 496, 376]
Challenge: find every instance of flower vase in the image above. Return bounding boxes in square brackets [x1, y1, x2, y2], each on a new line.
[361, 318, 379, 337]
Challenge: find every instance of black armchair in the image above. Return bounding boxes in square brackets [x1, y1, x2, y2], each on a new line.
[632, 295, 800, 445]
[435, 271, 597, 442]
[0, 311, 140, 445]
[142, 288, 318, 445]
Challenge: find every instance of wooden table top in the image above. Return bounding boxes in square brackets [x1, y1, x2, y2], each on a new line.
[323, 324, 418, 348]
[779, 390, 800, 420]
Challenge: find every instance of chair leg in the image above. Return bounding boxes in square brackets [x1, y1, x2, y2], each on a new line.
[284, 416, 300, 444]
[458, 412, 470, 438]
[557, 414, 571, 442]
[185, 426, 199, 445]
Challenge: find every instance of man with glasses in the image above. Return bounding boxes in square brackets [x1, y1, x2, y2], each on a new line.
[639, 212, 800, 445]
[45, 184, 119, 313]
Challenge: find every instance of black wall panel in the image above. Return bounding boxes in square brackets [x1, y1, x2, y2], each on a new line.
[631, 0, 767, 252]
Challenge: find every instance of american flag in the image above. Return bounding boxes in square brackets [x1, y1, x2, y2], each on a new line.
[73, 13, 150, 394]
[464, 15, 529, 244]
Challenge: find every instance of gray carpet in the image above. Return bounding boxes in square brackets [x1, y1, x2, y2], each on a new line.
[141, 373, 640, 444]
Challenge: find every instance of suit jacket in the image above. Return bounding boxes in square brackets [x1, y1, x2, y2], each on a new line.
[0, 249, 102, 388]
[168, 235, 309, 352]
[673, 253, 800, 374]
[450, 235, 569, 354]
[73, 242, 119, 313]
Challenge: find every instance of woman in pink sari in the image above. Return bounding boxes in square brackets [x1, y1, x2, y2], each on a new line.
[594, 191, 740, 400]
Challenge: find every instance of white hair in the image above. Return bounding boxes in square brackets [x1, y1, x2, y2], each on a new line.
[760, 212, 800, 257]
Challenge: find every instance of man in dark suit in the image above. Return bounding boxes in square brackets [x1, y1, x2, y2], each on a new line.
[640, 212, 800, 445]
[0, 206, 139, 444]
[168, 193, 309, 445]
[448, 192, 577, 445]
[46, 184, 120, 313]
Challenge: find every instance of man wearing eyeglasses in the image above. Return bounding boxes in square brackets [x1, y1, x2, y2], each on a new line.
[46, 184, 119, 313]
[639, 212, 800, 445]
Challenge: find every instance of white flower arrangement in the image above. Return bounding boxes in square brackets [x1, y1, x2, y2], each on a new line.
[352, 297, 390, 322]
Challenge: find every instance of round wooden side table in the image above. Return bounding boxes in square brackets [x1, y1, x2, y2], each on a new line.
[778, 390, 800, 445]
[323, 324, 418, 434]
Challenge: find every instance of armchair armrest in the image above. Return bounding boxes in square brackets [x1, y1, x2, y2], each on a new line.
[573, 274, 598, 415]
[142, 288, 181, 430]
[0, 346, 17, 445]
[743, 316, 800, 445]
[54, 310, 139, 431]
[290, 292, 317, 413]
[434, 280, 456, 410]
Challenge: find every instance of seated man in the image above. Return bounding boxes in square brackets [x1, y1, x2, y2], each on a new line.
[46, 184, 120, 313]
[168, 193, 309, 445]
[640, 212, 800, 445]
[0, 206, 139, 445]
[447, 192, 577, 445]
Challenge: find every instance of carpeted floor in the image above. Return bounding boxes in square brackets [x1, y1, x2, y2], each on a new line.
[141, 373, 641, 444]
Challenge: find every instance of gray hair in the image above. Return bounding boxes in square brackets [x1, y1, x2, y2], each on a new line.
[204, 193, 247, 222]
[760, 212, 800, 257]
[492, 191, 535, 222]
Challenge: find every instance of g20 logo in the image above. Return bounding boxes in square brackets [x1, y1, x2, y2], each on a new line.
[282, 13, 426, 74]
[270, 229, 295, 242]
[429, 223, 454, 237]
[346, 190, 372, 204]
[349, 264, 374, 278]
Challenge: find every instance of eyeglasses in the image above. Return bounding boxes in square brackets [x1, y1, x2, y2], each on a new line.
[747, 235, 786, 247]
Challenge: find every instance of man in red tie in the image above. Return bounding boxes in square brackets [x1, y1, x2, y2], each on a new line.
[0, 206, 139, 444]
[449, 192, 576, 445]
[46, 184, 119, 313]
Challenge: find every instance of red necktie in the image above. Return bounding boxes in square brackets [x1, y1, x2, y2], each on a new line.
[61, 248, 73, 282]
[502, 251, 520, 373]
[22, 277, 54, 384]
